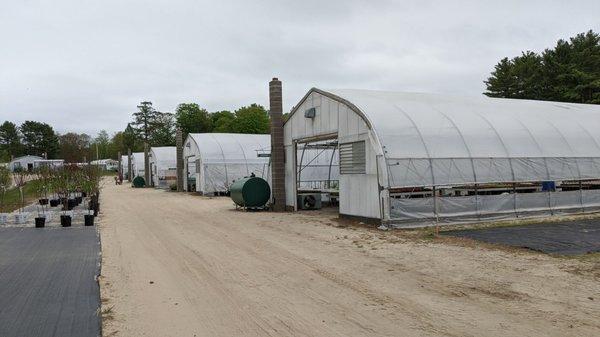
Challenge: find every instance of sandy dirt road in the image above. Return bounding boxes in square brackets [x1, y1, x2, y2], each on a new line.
[99, 182, 600, 337]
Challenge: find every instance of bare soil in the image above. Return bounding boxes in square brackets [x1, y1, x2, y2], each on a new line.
[99, 182, 600, 337]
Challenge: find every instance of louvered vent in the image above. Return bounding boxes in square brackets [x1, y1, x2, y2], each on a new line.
[339, 141, 366, 174]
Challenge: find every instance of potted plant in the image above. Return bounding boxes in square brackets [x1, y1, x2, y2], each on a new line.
[82, 164, 101, 225]
[0, 166, 11, 224]
[13, 168, 29, 224]
[55, 166, 73, 227]
[34, 166, 53, 228]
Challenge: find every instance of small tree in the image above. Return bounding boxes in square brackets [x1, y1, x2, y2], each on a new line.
[0, 166, 11, 213]
[35, 166, 52, 217]
[13, 167, 28, 213]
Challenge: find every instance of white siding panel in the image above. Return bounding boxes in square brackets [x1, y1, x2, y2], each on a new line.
[345, 110, 359, 138]
[339, 106, 349, 137]
[284, 145, 296, 208]
[284, 123, 292, 146]
[330, 99, 339, 132]
[320, 97, 330, 133]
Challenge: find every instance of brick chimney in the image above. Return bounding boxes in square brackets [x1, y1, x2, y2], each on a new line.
[176, 128, 184, 192]
[269, 77, 286, 211]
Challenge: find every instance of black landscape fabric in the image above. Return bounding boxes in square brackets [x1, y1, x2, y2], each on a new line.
[445, 220, 600, 255]
[0, 227, 101, 337]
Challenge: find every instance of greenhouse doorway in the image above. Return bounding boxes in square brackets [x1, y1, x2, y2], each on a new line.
[295, 137, 339, 213]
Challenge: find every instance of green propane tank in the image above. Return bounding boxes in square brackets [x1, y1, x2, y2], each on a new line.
[229, 176, 271, 209]
[132, 176, 146, 188]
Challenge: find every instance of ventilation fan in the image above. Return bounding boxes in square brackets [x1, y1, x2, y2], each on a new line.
[297, 193, 322, 210]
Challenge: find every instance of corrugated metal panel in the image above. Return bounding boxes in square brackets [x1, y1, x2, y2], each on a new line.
[340, 141, 366, 174]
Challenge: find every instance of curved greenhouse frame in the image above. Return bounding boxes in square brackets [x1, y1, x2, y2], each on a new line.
[284, 88, 600, 225]
[183, 133, 271, 194]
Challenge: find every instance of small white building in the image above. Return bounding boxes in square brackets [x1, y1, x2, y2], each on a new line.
[284, 88, 600, 226]
[9, 155, 44, 172]
[149, 147, 177, 189]
[183, 133, 271, 194]
[90, 159, 118, 171]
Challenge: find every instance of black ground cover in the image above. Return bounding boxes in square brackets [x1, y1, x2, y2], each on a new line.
[0, 227, 101, 337]
[444, 220, 600, 255]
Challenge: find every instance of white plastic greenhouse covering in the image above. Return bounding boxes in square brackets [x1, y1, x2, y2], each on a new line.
[131, 152, 145, 178]
[150, 147, 176, 188]
[185, 133, 271, 193]
[120, 155, 129, 176]
[320, 89, 600, 223]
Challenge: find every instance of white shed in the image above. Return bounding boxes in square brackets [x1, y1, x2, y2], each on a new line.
[149, 147, 177, 189]
[9, 155, 44, 172]
[183, 133, 271, 194]
[284, 88, 600, 226]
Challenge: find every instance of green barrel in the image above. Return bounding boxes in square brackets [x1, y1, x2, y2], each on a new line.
[230, 177, 271, 208]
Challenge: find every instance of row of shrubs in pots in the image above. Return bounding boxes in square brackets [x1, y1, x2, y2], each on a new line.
[2, 164, 103, 228]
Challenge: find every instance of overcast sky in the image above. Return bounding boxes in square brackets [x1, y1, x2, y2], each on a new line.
[1, 0, 599, 136]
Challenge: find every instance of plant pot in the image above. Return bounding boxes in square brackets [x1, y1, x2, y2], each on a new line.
[35, 217, 46, 228]
[67, 199, 76, 210]
[75, 196, 82, 204]
[60, 215, 72, 227]
[81, 192, 87, 198]
[0, 213, 8, 225]
[38, 198, 49, 205]
[50, 199, 60, 207]
[84, 214, 95, 226]
[14, 213, 28, 224]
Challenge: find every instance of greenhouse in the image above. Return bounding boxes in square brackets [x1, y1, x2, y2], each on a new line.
[130, 152, 146, 179]
[149, 147, 177, 189]
[283, 88, 600, 225]
[183, 133, 271, 194]
[120, 155, 129, 179]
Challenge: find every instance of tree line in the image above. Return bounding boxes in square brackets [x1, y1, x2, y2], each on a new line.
[0, 101, 270, 163]
[485, 30, 600, 104]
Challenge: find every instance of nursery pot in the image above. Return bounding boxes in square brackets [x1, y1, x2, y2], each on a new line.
[50, 199, 60, 207]
[67, 199, 76, 210]
[81, 192, 87, 197]
[60, 215, 72, 227]
[75, 196, 83, 205]
[38, 198, 49, 205]
[35, 217, 46, 228]
[84, 214, 95, 226]
[93, 204, 99, 217]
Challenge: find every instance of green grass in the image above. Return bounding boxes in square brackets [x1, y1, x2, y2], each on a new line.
[0, 180, 43, 213]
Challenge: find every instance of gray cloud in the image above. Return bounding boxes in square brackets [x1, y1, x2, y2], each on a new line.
[1, 0, 598, 136]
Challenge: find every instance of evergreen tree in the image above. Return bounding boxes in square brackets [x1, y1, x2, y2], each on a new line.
[485, 30, 600, 104]
[0, 121, 23, 160]
[131, 101, 162, 143]
[20, 121, 60, 158]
